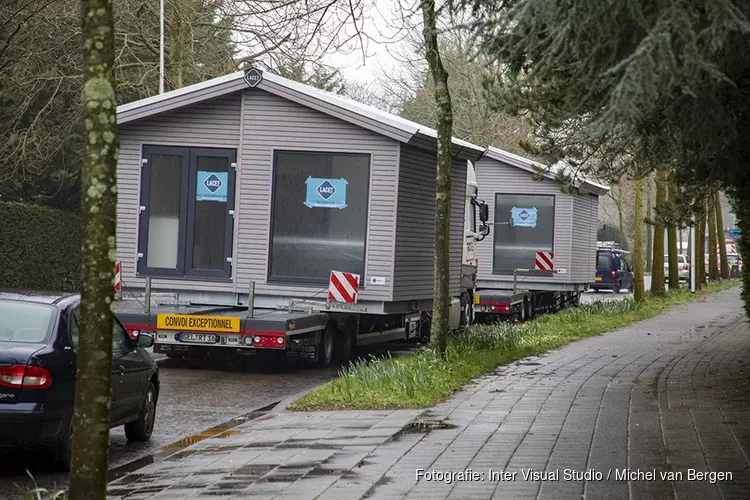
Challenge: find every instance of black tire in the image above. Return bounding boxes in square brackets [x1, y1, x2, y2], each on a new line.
[54, 418, 73, 472]
[518, 299, 527, 322]
[460, 294, 474, 327]
[125, 381, 157, 442]
[614, 281, 622, 294]
[628, 282, 635, 293]
[333, 319, 357, 364]
[317, 327, 334, 367]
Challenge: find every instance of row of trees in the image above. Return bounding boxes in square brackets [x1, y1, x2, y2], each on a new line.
[0, 0, 361, 211]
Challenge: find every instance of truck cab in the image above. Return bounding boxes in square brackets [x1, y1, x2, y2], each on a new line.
[461, 161, 490, 324]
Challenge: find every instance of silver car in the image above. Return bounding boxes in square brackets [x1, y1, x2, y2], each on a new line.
[664, 254, 689, 281]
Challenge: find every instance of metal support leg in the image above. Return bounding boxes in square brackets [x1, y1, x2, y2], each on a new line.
[145, 277, 152, 315]
[248, 281, 255, 317]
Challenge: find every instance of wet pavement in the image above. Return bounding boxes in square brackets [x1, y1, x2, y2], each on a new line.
[102, 287, 749, 500]
[0, 358, 339, 499]
[0, 341, 422, 499]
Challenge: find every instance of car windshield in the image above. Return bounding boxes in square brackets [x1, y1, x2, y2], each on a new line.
[597, 253, 612, 269]
[0, 300, 55, 343]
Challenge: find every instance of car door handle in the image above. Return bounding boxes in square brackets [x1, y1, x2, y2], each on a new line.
[118, 365, 125, 375]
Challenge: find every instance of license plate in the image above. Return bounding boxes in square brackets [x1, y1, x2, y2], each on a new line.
[595, 276, 602, 281]
[182, 333, 217, 344]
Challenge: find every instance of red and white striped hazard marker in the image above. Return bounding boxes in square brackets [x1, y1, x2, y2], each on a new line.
[535, 251, 554, 271]
[114, 261, 121, 293]
[328, 270, 360, 304]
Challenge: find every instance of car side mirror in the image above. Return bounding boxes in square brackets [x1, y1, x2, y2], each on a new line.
[137, 332, 154, 348]
[479, 203, 489, 222]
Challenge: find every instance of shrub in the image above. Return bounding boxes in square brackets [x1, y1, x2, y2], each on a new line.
[0, 202, 80, 291]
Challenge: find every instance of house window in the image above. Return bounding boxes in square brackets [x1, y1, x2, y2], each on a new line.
[492, 193, 555, 274]
[138, 145, 236, 279]
[269, 151, 371, 283]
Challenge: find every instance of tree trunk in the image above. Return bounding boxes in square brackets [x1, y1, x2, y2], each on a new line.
[707, 192, 719, 281]
[616, 186, 628, 250]
[646, 178, 653, 271]
[421, 0, 452, 357]
[633, 179, 646, 304]
[650, 167, 666, 296]
[715, 190, 729, 279]
[695, 198, 707, 290]
[667, 173, 679, 289]
[68, 0, 119, 498]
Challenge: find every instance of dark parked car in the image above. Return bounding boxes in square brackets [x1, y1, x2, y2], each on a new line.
[0, 294, 159, 470]
[592, 249, 634, 293]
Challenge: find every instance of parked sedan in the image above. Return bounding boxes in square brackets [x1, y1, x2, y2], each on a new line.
[0, 294, 159, 470]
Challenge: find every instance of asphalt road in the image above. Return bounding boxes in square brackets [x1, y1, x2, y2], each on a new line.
[580, 275, 654, 303]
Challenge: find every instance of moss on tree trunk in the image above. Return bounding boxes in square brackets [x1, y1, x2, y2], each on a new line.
[421, 0, 452, 357]
[650, 167, 666, 297]
[68, 0, 119, 498]
[633, 179, 646, 304]
[714, 190, 729, 279]
[695, 199, 707, 290]
[707, 193, 719, 281]
[667, 174, 679, 289]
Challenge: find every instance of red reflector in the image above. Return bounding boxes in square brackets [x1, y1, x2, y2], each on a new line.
[252, 335, 285, 349]
[0, 364, 52, 390]
[611, 270, 616, 277]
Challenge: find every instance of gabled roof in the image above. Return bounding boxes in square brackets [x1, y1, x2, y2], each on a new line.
[482, 146, 610, 196]
[116, 69, 485, 160]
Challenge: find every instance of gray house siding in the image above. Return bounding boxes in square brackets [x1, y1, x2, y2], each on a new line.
[569, 193, 599, 283]
[116, 92, 242, 292]
[236, 89, 399, 301]
[116, 89, 400, 301]
[474, 156, 578, 285]
[392, 145, 466, 301]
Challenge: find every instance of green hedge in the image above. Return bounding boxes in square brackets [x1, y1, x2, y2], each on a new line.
[0, 202, 81, 291]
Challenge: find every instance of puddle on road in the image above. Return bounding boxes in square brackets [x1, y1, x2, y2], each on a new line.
[108, 400, 279, 483]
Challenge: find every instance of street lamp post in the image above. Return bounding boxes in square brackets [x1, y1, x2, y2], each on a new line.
[159, 0, 165, 94]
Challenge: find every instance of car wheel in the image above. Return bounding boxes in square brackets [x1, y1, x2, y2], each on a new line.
[54, 419, 73, 472]
[628, 282, 634, 293]
[125, 381, 157, 442]
[614, 280, 622, 294]
[317, 327, 334, 367]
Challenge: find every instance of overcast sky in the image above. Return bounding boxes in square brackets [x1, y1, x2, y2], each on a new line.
[322, 0, 420, 85]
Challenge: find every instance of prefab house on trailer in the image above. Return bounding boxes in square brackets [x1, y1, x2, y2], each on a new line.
[472, 146, 609, 320]
[113, 68, 489, 364]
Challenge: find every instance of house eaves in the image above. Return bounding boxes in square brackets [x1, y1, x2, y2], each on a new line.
[116, 69, 485, 161]
[481, 146, 610, 196]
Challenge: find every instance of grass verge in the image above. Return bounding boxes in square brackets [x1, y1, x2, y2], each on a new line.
[290, 279, 740, 411]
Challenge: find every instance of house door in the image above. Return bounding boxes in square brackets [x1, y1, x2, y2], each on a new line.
[137, 145, 236, 279]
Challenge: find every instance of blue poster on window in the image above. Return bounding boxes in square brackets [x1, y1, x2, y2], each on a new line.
[196, 171, 228, 202]
[510, 207, 538, 227]
[304, 177, 347, 209]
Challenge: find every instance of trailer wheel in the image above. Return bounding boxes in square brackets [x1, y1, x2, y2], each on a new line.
[518, 298, 527, 322]
[460, 292, 473, 327]
[333, 318, 357, 364]
[317, 325, 334, 367]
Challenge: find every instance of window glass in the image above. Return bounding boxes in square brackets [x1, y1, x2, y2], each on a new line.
[597, 252, 612, 269]
[269, 151, 370, 282]
[192, 155, 229, 270]
[492, 194, 555, 274]
[620, 257, 629, 270]
[146, 154, 182, 269]
[70, 310, 131, 352]
[0, 301, 54, 343]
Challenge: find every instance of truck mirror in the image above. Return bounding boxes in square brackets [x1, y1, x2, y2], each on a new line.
[479, 203, 489, 222]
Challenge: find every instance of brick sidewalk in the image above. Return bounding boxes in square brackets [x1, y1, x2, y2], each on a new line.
[108, 288, 750, 500]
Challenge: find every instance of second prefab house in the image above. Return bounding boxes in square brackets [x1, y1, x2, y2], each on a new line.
[114, 68, 484, 312]
[474, 146, 609, 292]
